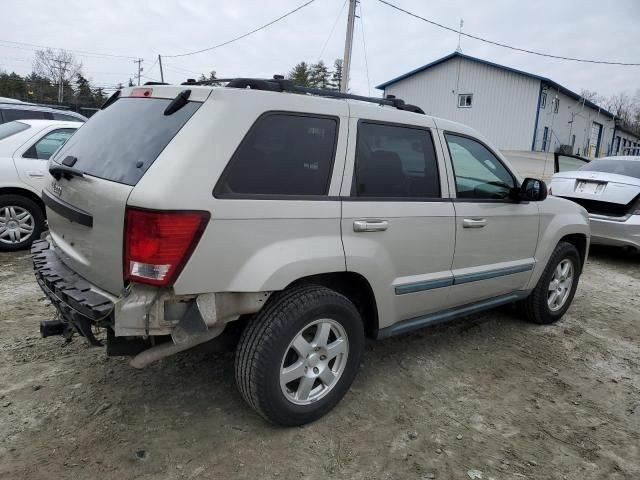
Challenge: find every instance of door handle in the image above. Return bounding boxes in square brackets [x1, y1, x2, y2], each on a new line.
[353, 219, 389, 232]
[463, 218, 487, 228]
[27, 171, 45, 178]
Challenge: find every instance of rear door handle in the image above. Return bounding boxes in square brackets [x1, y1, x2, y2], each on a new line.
[463, 218, 487, 228]
[353, 219, 389, 232]
[27, 171, 45, 178]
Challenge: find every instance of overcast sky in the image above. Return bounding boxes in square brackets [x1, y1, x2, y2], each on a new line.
[1, 0, 639, 101]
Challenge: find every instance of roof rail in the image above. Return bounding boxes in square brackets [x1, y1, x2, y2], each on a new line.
[182, 76, 425, 114]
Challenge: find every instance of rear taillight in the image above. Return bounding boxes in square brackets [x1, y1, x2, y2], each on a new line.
[124, 208, 209, 286]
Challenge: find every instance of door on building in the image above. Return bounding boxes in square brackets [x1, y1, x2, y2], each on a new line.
[542, 127, 549, 152]
[614, 136, 621, 155]
[589, 122, 603, 158]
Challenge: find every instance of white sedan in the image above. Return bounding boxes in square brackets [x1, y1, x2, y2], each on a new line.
[0, 119, 80, 251]
[551, 153, 640, 251]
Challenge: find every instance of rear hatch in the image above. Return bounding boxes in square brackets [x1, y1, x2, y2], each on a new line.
[43, 87, 207, 295]
[552, 171, 640, 217]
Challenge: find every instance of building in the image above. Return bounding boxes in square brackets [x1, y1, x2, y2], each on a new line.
[611, 123, 640, 156]
[377, 52, 621, 158]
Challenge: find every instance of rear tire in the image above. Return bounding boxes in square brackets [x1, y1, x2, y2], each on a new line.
[0, 194, 44, 252]
[522, 241, 581, 324]
[235, 285, 364, 426]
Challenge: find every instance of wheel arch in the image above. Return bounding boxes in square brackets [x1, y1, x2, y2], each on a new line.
[287, 271, 379, 339]
[559, 233, 588, 272]
[0, 186, 46, 216]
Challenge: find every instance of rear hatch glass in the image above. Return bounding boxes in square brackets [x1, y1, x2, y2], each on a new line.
[52, 97, 201, 185]
[0, 120, 30, 140]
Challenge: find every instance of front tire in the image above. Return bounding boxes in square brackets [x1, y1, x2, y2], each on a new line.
[0, 195, 45, 252]
[235, 285, 364, 426]
[522, 241, 581, 324]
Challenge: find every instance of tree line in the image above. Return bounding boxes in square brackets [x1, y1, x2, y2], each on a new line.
[287, 59, 343, 90]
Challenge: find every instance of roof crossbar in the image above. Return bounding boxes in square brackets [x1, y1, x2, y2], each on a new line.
[181, 76, 425, 114]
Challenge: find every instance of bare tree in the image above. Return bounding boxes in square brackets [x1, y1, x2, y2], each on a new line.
[33, 48, 82, 102]
[579, 89, 603, 105]
[605, 92, 634, 124]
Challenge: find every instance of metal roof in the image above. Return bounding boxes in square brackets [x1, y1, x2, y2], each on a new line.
[376, 52, 614, 118]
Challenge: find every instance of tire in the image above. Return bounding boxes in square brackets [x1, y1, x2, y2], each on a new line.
[0, 194, 45, 252]
[522, 241, 581, 324]
[235, 285, 365, 426]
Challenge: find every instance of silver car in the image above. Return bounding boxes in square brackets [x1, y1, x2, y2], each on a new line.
[551, 153, 640, 251]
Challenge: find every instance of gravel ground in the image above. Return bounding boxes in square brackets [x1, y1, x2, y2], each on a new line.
[0, 246, 638, 480]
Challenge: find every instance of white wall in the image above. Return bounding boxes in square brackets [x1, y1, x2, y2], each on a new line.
[384, 57, 540, 150]
[534, 87, 615, 158]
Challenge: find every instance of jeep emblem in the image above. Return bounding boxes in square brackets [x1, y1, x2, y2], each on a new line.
[51, 181, 62, 197]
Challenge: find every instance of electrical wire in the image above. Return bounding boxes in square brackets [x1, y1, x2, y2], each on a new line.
[377, 0, 640, 66]
[0, 38, 139, 60]
[318, 0, 348, 61]
[163, 0, 317, 58]
[358, 1, 372, 96]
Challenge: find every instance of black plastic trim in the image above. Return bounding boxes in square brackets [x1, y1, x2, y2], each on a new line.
[42, 190, 93, 227]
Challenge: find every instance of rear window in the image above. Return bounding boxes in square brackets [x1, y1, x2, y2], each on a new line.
[215, 113, 338, 197]
[52, 97, 201, 185]
[0, 121, 30, 140]
[579, 160, 640, 180]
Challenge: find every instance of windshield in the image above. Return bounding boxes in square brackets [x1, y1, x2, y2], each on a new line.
[0, 121, 30, 141]
[579, 160, 640, 180]
[52, 97, 201, 186]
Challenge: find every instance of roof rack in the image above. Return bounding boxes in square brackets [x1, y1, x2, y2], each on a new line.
[181, 76, 425, 114]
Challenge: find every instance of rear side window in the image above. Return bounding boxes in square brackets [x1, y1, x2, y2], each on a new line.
[23, 128, 76, 160]
[352, 121, 440, 198]
[215, 113, 338, 197]
[52, 97, 201, 185]
[1, 109, 49, 122]
[0, 121, 30, 140]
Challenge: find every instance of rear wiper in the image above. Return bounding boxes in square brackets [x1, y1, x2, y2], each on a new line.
[49, 164, 84, 181]
[164, 89, 191, 115]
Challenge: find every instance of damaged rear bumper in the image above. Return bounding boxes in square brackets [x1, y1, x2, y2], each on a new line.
[31, 238, 272, 366]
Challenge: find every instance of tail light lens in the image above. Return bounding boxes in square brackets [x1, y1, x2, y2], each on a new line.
[124, 208, 209, 286]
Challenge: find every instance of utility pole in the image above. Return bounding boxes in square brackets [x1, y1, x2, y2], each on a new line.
[340, 0, 357, 93]
[456, 19, 464, 53]
[51, 59, 70, 103]
[133, 58, 144, 86]
[158, 54, 164, 83]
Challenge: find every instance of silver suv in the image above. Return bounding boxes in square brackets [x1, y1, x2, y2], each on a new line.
[32, 78, 590, 426]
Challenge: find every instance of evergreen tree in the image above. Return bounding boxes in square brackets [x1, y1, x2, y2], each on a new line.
[74, 74, 93, 103]
[287, 62, 311, 87]
[310, 61, 330, 89]
[330, 59, 343, 91]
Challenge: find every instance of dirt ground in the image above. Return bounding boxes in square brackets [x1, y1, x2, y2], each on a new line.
[0, 247, 638, 480]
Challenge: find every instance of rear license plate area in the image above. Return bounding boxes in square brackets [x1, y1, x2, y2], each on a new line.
[574, 180, 606, 195]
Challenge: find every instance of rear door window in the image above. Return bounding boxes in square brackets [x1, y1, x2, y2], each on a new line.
[23, 128, 76, 160]
[215, 113, 338, 197]
[51, 97, 201, 185]
[352, 121, 440, 198]
[52, 112, 83, 122]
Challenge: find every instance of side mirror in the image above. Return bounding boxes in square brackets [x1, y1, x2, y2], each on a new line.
[517, 177, 548, 202]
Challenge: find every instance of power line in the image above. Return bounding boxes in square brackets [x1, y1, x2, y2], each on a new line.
[163, 0, 317, 58]
[318, 0, 348, 61]
[358, 1, 371, 96]
[0, 38, 139, 60]
[377, 0, 640, 66]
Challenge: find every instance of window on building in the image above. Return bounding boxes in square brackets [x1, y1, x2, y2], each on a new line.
[23, 129, 76, 160]
[352, 122, 440, 198]
[457, 94, 473, 108]
[553, 98, 560, 114]
[445, 133, 515, 200]
[215, 113, 338, 197]
[540, 92, 547, 109]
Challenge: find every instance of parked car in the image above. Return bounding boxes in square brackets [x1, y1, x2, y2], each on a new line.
[31, 79, 589, 426]
[0, 120, 79, 250]
[551, 152, 640, 251]
[0, 100, 86, 124]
